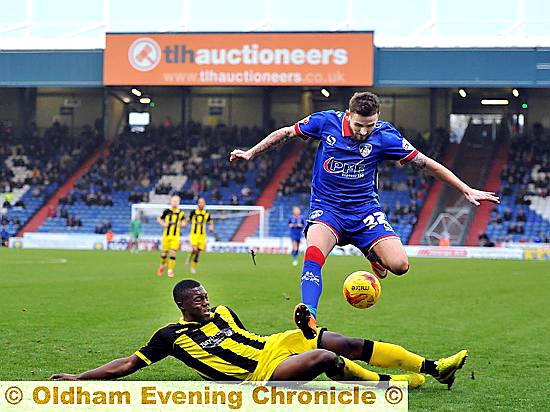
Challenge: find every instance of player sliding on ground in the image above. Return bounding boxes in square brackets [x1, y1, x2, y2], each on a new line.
[186, 197, 214, 274]
[230, 91, 500, 339]
[51, 280, 468, 389]
[157, 195, 187, 278]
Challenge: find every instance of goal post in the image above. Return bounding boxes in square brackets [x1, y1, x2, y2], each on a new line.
[131, 203, 266, 240]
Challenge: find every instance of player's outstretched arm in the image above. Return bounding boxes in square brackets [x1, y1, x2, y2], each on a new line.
[50, 354, 145, 381]
[229, 125, 297, 162]
[410, 152, 500, 206]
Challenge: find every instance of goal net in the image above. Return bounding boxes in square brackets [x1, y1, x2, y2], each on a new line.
[131, 203, 266, 241]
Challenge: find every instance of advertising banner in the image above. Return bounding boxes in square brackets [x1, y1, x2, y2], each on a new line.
[13, 234, 527, 260]
[104, 32, 374, 86]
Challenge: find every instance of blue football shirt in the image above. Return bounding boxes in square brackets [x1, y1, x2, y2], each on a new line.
[293, 110, 418, 212]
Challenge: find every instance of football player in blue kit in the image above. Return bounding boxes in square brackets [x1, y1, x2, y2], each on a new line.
[289, 206, 306, 266]
[230, 92, 499, 339]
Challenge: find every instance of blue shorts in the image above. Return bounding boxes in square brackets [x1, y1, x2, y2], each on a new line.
[305, 204, 399, 254]
[290, 235, 302, 242]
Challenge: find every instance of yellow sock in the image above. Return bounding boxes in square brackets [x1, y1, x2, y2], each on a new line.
[369, 342, 424, 372]
[160, 256, 167, 266]
[330, 357, 381, 381]
[168, 257, 176, 271]
[190, 260, 197, 270]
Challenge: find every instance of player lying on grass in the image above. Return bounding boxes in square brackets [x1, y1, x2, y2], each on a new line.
[230, 91, 500, 340]
[51, 280, 467, 389]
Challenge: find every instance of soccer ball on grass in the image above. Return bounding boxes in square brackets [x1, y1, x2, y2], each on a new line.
[343, 271, 381, 309]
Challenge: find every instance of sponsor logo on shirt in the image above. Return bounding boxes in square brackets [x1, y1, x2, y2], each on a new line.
[199, 328, 234, 349]
[310, 210, 324, 219]
[326, 135, 336, 146]
[323, 157, 366, 178]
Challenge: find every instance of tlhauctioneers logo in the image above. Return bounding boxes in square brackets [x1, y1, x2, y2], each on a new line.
[158, 44, 349, 66]
[128, 37, 162, 72]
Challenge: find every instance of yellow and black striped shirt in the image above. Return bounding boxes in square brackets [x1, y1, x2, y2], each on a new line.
[160, 208, 185, 238]
[188, 209, 212, 236]
[135, 306, 268, 381]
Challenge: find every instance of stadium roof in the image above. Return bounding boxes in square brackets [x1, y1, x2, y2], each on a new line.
[1, 0, 550, 49]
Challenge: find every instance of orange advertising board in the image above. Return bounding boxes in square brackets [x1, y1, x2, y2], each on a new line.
[104, 32, 373, 86]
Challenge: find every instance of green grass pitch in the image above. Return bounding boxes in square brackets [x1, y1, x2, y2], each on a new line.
[1, 248, 548, 411]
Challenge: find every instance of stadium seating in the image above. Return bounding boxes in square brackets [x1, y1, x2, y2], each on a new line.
[0, 123, 101, 238]
[484, 134, 550, 244]
[37, 123, 285, 241]
[30, 121, 453, 245]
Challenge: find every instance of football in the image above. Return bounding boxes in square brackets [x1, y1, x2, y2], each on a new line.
[343, 271, 382, 309]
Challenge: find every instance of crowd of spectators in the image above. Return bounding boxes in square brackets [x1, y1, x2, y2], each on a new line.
[279, 145, 314, 197]
[1, 122, 102, 198]
[73, 141, 157, 205]
[155, 119, 266, 148]
[485, 123, 550, 244]
[43, 120, 282, 233]
[50, 136, 159, 229]
[51, 204, 83, 228]
[147, 121, 279, 206]
[1, 121, 103, 237]
[499, 125, 549, 202]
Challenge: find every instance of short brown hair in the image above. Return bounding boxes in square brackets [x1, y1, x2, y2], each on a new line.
[349, 92, 380, 116]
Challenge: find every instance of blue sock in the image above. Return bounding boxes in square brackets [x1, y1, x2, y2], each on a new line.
[300, 260, 322, 318]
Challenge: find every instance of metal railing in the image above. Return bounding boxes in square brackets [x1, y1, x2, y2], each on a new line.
[424, 199, 472, 246]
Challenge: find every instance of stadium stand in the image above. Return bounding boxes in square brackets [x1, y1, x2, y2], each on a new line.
[465, 143, 509, 246]
[36, 122, 286, 241]
[408, 142, 459, 245]
[0, 122, 102, 241]
[483, 128, 550, 244]
[232, 140, 306, 241]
